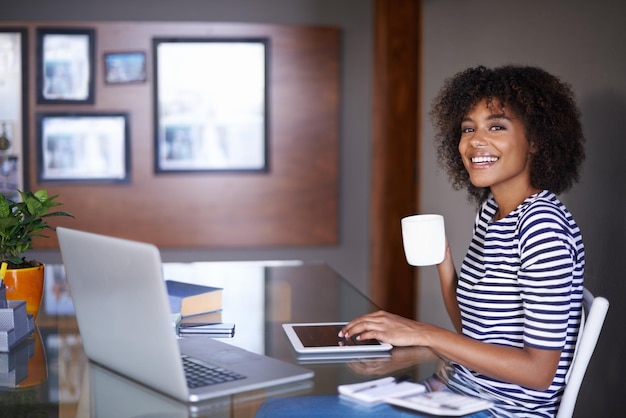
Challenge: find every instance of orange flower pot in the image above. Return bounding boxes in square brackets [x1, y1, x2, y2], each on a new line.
[3, 264, 45, 319]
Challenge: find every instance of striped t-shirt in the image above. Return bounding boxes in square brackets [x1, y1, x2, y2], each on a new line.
[450, 190, 584, 417]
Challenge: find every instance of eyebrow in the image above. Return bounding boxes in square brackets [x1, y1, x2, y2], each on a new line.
[462, 113, 512, 123]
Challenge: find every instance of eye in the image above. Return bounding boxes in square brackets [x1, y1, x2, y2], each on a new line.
[489, 125, 505, 131]
[461, 126, 474, 134]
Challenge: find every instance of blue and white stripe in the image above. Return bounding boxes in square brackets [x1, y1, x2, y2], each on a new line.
[452, 190, 584, 417]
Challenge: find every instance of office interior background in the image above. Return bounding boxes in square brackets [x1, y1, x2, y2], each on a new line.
[4, 0, 624, 416]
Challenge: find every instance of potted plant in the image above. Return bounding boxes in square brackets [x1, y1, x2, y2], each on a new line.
[0, 189, 73, 318]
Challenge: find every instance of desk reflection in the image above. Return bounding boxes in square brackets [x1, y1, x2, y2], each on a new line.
[345, 346, 443, 378]
[80, 362, 315, 418]
[1, 328, 47, 389]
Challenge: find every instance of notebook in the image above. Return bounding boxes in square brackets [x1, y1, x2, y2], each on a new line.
[56, 227, 313, 403]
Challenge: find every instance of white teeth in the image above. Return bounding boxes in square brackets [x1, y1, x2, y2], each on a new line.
[471, 156, 498, 163]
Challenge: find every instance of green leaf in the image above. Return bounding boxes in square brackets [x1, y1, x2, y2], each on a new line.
[0, 189, 73, 263]
[0, 195, 10, 218]
[33, 189, 48, 201]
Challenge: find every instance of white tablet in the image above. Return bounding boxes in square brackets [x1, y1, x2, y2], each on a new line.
[295, 351, 392, 365]
[282, 322, 393, 354]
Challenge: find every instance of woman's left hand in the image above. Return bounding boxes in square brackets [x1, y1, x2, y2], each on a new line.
[339, 310, 432, 347]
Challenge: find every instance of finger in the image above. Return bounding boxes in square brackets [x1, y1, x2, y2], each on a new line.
[339, 311, 389, 338]
[339, 313, 375, 337]
[355, 328, 387, 343]
[339, 320, 363, 338]
[347, 320, 387, 341]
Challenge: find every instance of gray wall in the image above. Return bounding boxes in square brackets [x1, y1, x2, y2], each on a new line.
[6, 0, 623, 415]
[420, 0, 625, 415]
[4, 0, 375, 296]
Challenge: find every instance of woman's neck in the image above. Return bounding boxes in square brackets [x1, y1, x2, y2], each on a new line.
[492, 185, 541, 220]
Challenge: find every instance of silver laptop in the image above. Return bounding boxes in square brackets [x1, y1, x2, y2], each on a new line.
[56, 227, 313, 403]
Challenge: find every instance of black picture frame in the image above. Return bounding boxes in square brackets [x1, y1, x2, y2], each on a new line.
[103, 51, 147, 84]
[36, 112, 131, 183]
[0, 27, 28, 198]
[36, 27, 95, 105]
[152, 37, 269, 173]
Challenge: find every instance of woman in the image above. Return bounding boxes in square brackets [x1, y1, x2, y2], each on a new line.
[340, 65, 586, 417]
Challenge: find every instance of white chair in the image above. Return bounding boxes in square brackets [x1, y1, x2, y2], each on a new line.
[556, 287, 609, 418]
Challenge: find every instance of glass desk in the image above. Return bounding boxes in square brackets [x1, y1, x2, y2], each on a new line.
[1, 261, 443, 417]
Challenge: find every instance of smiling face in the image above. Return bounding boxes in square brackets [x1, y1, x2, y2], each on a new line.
[458, 99, 537, 203]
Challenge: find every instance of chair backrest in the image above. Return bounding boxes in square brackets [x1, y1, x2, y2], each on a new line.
[556, 287, 609, 418]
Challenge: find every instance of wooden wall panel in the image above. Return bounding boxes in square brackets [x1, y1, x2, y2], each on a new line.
[370, 0, 420, 317]
[9, 22, 339, 249]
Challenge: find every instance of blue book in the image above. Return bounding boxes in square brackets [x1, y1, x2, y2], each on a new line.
[165, 280, 223, 317]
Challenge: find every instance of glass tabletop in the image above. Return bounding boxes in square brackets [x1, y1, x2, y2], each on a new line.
[1, 261, 442, 417]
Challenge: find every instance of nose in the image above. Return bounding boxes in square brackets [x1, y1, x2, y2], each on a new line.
[470, 135, 487, 147]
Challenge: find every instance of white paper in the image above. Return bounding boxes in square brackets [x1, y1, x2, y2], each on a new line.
[338, 377, 426, 403]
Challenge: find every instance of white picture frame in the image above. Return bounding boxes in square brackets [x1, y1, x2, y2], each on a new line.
[0, 28, 27, 200]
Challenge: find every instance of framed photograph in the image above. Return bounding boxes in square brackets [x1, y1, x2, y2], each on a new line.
[36, 112, 130, 183]
[104, 51, 147, 84]
[36, 27, 95, 104]
[153, 38, 269, 173]
[0, 28, 27, 199]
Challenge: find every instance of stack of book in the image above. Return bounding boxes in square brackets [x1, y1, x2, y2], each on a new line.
[165, 280, 223, 320]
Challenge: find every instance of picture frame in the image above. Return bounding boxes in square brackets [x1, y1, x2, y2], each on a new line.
[0, 28, 28, 199]
[36, 112, 130, 183]
[36, 27, 95, 104]
[104, 51, 147, 84]
[152, 37, 269, 173]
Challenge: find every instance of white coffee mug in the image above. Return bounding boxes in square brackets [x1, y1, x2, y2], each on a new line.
[401, 214, 446, 266]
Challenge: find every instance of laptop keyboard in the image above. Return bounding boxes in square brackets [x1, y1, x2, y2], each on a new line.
[182, 356, 247, 388]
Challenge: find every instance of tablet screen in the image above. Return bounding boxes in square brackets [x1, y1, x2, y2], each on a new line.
[293, 324, 381, 347]
[282, 322, 393, 354]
